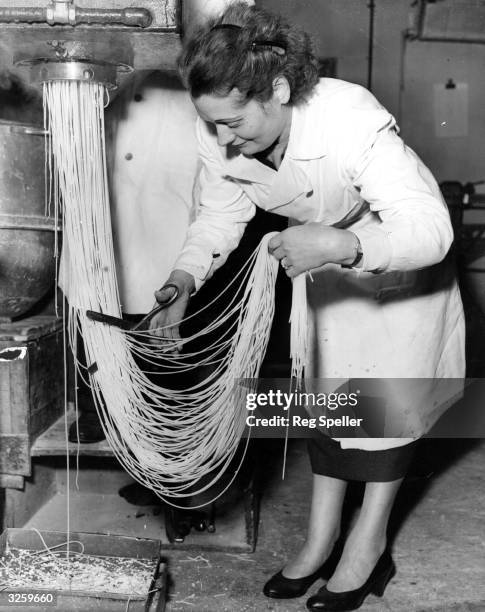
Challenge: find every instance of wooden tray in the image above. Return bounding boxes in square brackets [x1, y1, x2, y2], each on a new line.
[0, 529, 166, 611]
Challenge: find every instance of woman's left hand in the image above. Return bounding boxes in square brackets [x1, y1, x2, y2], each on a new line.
[268, 223, 359, 277]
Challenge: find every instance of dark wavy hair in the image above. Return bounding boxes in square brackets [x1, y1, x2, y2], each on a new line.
[178, 2, 319, 106]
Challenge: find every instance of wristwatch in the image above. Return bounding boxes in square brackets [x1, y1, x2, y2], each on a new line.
[351, 236, 363, 267]
[342, 235, 363, 269]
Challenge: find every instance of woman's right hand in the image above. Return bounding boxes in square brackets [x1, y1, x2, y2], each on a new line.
[148, 269, 195, 351]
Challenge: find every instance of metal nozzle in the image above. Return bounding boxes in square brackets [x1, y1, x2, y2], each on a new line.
[15, 58, 132, 90]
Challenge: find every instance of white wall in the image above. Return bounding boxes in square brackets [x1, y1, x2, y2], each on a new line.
[261, 0, 484, 184]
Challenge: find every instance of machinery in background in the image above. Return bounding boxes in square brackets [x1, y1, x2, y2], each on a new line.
[414, 0, 485, 44]
[0, 0, 180, 90]
[0, 0, 182, 322]
[0, 120, 54, 321]
[0, 0, 212, 320]
[441, 180, 485, 274]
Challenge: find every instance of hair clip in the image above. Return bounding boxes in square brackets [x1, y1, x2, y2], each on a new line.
[250, 40, 287, 56]
[210, 23, 242, 32]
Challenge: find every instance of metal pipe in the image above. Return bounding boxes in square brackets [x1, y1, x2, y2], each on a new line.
[0, 4, 152, 28]
[74, 8, 152, 28]
[0, 7, 46, 23]
[367, 0, 375, 92]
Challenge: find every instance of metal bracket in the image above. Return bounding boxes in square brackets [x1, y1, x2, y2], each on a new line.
[46, 0, 75, 26]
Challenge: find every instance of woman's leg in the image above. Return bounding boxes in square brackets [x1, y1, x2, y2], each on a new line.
[326, 478, 403, 591]
[283, 474, 347, 578]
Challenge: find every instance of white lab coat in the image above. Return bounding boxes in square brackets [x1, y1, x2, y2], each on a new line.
[174, 78, 466, 450]
[108, 72, 200, 313]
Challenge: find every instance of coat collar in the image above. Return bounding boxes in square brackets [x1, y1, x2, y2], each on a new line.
[221, 143, 314, 209]
[222, 151, 274, 185]
[286, 91, 327, 161]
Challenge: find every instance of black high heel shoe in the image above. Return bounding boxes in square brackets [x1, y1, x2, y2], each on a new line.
[263, 544, 341, 599]
[306, 550, 395, 611]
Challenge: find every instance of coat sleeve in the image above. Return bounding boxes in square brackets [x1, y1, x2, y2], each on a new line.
[173, 118, 256, 289]
[342, 103, 453, 273]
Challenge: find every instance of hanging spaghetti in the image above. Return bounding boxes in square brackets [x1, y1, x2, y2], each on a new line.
[44, 79, 308, 505]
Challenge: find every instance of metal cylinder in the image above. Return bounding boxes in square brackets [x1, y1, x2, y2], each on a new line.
[0, 120, 57, 320]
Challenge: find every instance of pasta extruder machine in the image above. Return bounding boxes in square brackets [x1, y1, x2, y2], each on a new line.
[0, 0, 210, 90]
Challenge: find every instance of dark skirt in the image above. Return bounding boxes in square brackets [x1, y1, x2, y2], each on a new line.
[307, 432, 418, 482]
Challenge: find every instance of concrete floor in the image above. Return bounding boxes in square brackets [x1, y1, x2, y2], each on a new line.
[162, 437, 485, 612]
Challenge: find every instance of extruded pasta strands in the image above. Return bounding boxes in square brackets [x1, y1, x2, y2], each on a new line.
[44, 79, 308, 505]
[290, 274, 308, 385]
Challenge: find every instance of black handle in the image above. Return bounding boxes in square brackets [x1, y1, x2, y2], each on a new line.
[85, 310, 132, 330]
